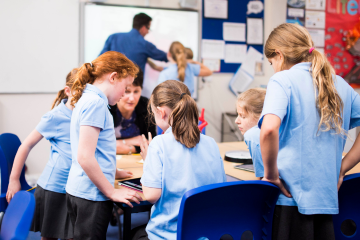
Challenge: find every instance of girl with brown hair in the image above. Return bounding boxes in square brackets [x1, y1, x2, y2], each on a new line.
[131, 80, 226, 240]
[259, 23, 360, 240]
[65, 51, 142, 240]
[235, 88, 267, 178]
[157, 41, 212, 96]
[6, 68, 77, 240]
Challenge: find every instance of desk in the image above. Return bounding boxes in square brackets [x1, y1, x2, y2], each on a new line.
[113, 142, 360, 239]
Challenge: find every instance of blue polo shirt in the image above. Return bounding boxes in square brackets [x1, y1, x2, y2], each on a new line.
[157, 63, 200, 96]
[99, 29, 168, 72]
[66, 84, 116, 201]
[259, 62, 360, 214]
[36, 99, 72, 194]
[141, 127, 226, 240]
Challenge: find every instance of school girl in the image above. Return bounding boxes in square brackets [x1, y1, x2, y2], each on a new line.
[65, 51, 143, 240]
[235, 88, 266, 178]
[259, 23, 360, 240]
[157, 41, 212, 96]
[132, 80, 226, 240]
[6, 68, 78, 240]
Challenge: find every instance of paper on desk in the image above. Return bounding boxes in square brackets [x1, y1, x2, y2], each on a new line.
[138, 159, 144, 164]
[308, 29, 325, 47]
[305, 11, 325, 29]
[246, 18, 263, 45]
[223, 22, 246, 42]
[225, 44, 247, 63]
[240, 47, 263, 77]
[204, 0, 228, 19]
[116, 155, 122, 160]
[202, 39, 225, 59]
[203, 58, 221, 72]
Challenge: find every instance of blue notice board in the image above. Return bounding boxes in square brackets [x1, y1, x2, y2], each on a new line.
[202, 0, 264, 73]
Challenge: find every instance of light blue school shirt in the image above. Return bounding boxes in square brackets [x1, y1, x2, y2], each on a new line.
[99, 29, 168, 72]
[141, 127, 226, 240]
[157, 63, 200, 95]
[66, 84, 116, 201]
[244, 126, 297, 206]
[36, 99, 72, 194]
[259, 62, 360, 214]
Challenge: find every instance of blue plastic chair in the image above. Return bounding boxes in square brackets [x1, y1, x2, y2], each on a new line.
[177, 181, 280, 240]
[0, 147, 9, 212]
[0, 191, 35, 240]
[333, 173, 360, 239]
[0, 133, 33, 192]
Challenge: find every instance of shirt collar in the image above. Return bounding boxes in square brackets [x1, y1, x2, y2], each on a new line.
[164, 126, 172, 134]
[290, 62, 312, 71]
[83, 84, 109, 106]
[59, 99, 72, 118]
[130, 28, 142, 37]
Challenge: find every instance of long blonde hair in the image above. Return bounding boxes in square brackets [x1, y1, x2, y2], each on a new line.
[237, 88, 266, 120]
[51, 68, 78, 109]
[169, 41, 187, 82]
[149, 80, 200, 148]
[71, 51, 139, 107]
[265, 23, 344, 135]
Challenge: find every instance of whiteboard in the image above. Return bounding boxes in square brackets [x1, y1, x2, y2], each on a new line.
[83, 3, 199, 98]
[0, 0, 79, 93]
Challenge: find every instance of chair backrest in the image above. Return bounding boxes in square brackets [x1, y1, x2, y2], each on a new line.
[0, 147, 9, 212]
[0, 133, 31, 191]
[0, 191, 35, 240]
[333, 173, 360, 239]
[177, 180, 280, 240]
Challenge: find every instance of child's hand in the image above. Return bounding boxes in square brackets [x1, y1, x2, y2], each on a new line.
[337, 174, 344, 191]
[6, 179, 21, 203]
[110, 188, 143, 208]
[140, 132, 152, 161]
[116, 169, 133, 179]
[262, 177, 292, 198]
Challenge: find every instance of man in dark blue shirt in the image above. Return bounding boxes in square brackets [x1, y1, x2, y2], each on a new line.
[99, 13, 168, 72]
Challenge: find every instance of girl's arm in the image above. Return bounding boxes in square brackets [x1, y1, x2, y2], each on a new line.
[197, 62, 212, 77]
[116, 140, 136, 154]
[260, 114, 292, 197]
[338, 132, 360, 190]
[142, 186, 161, 204]
[6, 130, 43, 202]
[78, 126, 142, 207]
[147, 59, 164, 72]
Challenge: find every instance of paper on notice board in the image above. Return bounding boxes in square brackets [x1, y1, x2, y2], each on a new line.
[229, 68, 254, 95]
[288, 8, 305, 17]
[246, 18, 263, 45]
[225, 44, 247, 63]
[305, 11, 325, 29]
[223, 22, 246, 42]
[202, 39, 225, 59]
[241, 46, 263, 77]
[305, 0, 326, 10]
[204, 0, 228, 19]
[308, 29, 325, 47]
[203, 59, 221, 72]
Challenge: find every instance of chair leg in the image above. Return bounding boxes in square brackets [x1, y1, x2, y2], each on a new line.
[113, 204, 123, 240]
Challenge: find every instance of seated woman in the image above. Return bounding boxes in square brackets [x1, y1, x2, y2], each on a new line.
[109, 70, 156, 154]
[157, 41, 212, 96]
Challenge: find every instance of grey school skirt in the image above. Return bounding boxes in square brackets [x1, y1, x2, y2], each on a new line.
[31, 185, 74, 239]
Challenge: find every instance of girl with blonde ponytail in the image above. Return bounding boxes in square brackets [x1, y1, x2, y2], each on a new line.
[133, 80, 226, 240]
[259, 23, 360, 240]
[157, 41, 212, 96]
[65, 51, 143, 239]
[6, 68, 78, 240]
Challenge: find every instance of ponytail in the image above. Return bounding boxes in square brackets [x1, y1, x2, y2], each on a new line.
[265, 23, 345, 135]
[169, 41, 187, 82]
[71, 51, 139, 107]
[51, 68, 78, 109]
[149, 80, 200, 148]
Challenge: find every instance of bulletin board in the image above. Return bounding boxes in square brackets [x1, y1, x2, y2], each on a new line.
[202, 0, 264, 73]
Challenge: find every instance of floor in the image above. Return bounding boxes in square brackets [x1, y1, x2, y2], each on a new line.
[26, 211, 150, 240]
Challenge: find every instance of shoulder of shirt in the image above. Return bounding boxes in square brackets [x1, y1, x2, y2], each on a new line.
[244, 126, 260, 144]
[77, 94, 107, 109]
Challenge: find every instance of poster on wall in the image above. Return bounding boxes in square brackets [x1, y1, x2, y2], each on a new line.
[305, 0, 326, 10]
[325, 0, 359, 77]
[286, 0, 306, 26]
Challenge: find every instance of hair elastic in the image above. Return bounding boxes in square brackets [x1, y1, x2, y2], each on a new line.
[309, 47, 315, 54]
[180, 93, 186, 99]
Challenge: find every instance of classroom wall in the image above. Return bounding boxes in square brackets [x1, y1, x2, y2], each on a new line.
[0, 0, 356, 178]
